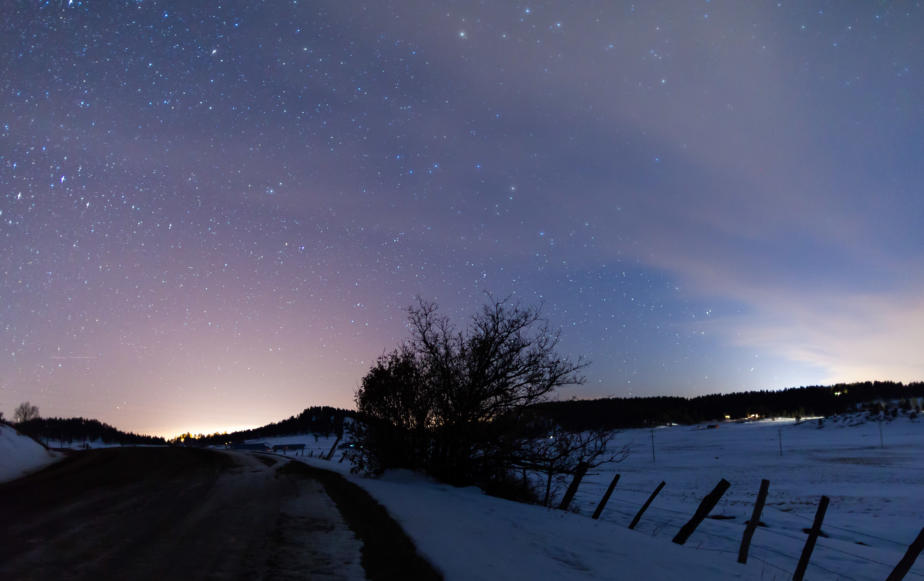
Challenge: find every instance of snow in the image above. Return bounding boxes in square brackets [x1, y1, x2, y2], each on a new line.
[259, 415, 924, 580]
[568, 415, 924, 581]
[8, 413, 922, 578]
[243, 433, 340, 459]
[0, 424, 61, 483]
[326, 466, 760, 580]
[262, 436, 758, 579]
[44, 439, 125, 449]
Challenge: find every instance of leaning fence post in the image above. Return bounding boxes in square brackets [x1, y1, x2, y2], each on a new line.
[672, 478, 731, 545]
[792, 495, 830, 581]
[738, 479, 770, 564]
[325, 435, 342, 460]
[629, 481, 665, 530]
[558, 462, 589, 511]
[591, 474, 620, 520]
[886, 526, 924, 581]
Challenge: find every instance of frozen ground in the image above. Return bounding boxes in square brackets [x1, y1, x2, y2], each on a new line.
[0, 424, 60, 483]
[259, 414, 924, 580]
[569, 415, 924, 581]
[0, 448, 367, 580]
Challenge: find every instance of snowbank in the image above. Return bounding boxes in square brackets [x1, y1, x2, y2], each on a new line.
[0, 424, 60, 483]
[260, 418, 924, 580]
[347, 468, 759, 580]
[278, 447, 758, 580]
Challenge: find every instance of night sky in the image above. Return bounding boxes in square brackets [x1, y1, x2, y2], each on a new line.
[2, 1, 922, 437]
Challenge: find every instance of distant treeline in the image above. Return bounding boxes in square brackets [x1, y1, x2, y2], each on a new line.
[16, 383, 923, 446]
[18, 417, 167, 446]
[532, 381, 924, 431]
[174, 405, 352, 446]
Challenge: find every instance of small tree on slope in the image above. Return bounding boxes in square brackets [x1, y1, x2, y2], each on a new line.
[351, 296, 588, 493]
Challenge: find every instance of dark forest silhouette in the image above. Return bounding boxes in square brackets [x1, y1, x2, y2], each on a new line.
[171, 406, 350, 447]
[533, 381, 924, 431]
[12, 381, 923, 446]
[16, 417, 166, 447]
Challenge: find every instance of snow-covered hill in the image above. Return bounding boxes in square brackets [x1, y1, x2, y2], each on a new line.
[0, 424, 60, 483]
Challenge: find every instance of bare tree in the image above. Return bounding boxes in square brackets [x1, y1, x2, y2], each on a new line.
[353, 296, 588, 491]
[14, 401, 40, 423]
[511, 423, 628, 506]
[408, 297, 586, 424]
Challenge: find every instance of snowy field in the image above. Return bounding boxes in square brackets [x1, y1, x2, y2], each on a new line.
[42, 439, 126, 449]
[0, 424, 60, 483]
[568, 416, 924, 581]
[257, 415, 924, 580]
[242, 432, 341, 459]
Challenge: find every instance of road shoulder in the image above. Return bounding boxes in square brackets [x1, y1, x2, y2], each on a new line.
[276, 460, 443, 581]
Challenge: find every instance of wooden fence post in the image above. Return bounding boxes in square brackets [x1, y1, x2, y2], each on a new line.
[558, 462, 589, 511]
[629, 481, 665, 530]
[591, 474, 620, 520]
[738, 479, 770, 564]
[886, 527, 924, 581]
[792, 495, 829, 581]
[672, 478, 731, 545]
[325, 435, 342, 460]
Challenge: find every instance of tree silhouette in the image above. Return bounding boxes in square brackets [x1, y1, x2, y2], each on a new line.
[13, 401, 40, 424]
[512, 421, 627, 506]
[351, 296, 588, 494]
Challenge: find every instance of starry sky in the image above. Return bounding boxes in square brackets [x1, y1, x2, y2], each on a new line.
[2, 1, 923, 437]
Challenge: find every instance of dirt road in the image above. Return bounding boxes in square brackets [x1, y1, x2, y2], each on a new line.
[0, 448, 440, 581]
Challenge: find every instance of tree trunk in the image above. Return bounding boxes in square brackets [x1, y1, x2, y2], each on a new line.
[544, 470, 553, 506]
